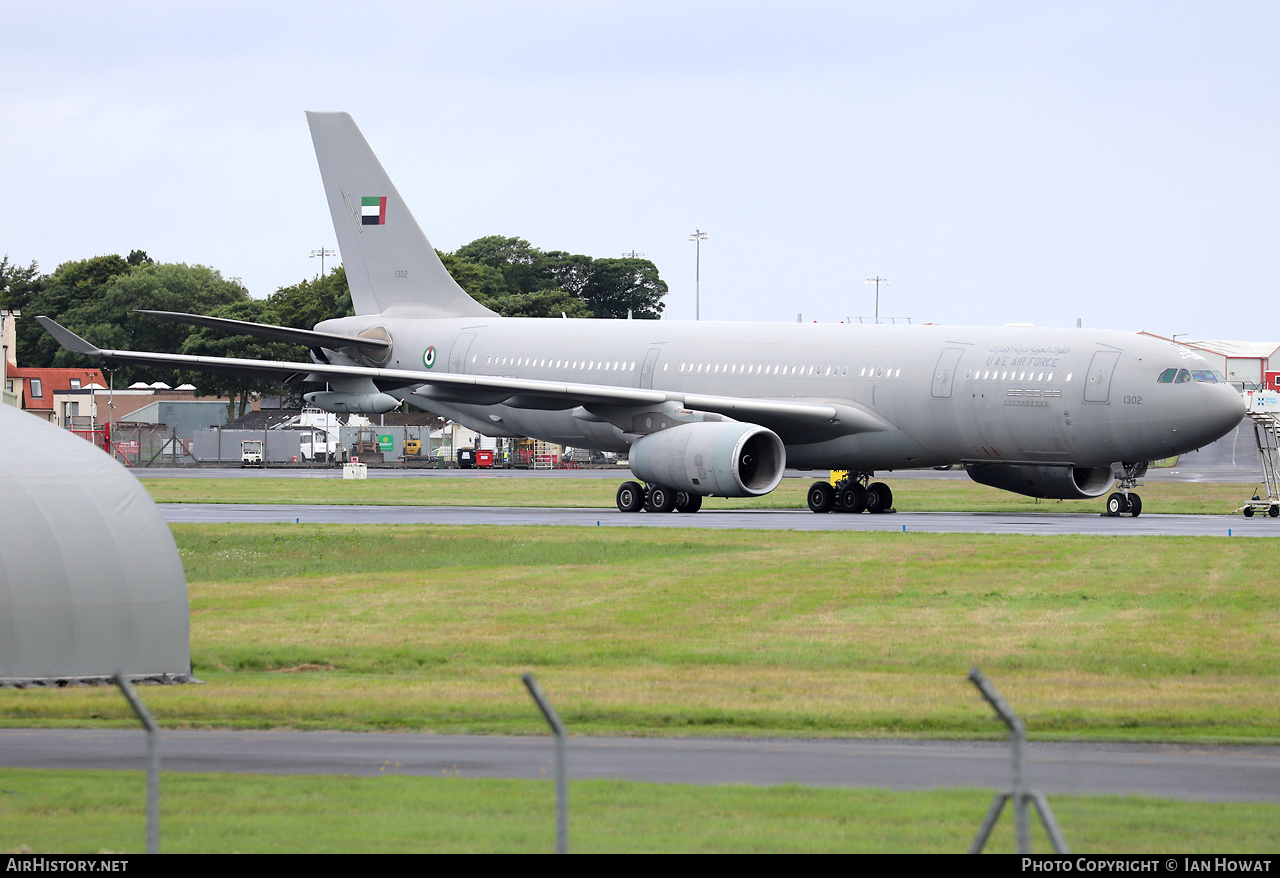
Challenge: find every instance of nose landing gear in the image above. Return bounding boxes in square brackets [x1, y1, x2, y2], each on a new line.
[1103, 462, 1147, 517]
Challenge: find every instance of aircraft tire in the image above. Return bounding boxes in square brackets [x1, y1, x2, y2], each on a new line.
[1106, 492, 1128, 516]
[617, 481, 645, 513]
[675, 491, 703, 513]
[839, 484, 867, 513]
[867, 482, 893, 514]
[807, 481, 835, 513]
[1128, 494, 1142, 517]
[646, 485, 677, 513]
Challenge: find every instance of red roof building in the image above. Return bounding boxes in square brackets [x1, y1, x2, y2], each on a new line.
[6, 366, 107, 422]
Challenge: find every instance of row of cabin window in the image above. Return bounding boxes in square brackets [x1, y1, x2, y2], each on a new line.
[678, 363, 901, 378]
[480, 355, 639, 371]
[964, 369, 1069, 382]
[475, 355, 902, 379]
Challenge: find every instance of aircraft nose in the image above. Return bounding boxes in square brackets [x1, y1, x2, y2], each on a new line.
[1195, 384, 1247, 443]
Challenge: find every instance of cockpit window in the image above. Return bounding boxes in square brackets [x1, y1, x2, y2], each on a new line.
[1158, 367, 1225, 384]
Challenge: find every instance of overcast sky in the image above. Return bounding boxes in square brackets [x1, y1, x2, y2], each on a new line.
[3, 1, 1276, 339]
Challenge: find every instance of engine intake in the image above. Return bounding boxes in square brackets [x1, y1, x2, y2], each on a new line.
[966, 463, 1115, 500]
[628, 421, 785, 497]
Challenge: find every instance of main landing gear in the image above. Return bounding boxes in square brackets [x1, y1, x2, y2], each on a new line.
[616, 480, 703, 514]
[807, 473, 894, 514]
[1103, 462, 1147, 518]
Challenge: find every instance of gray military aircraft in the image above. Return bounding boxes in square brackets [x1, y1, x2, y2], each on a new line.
[38, 112, 1245, 518]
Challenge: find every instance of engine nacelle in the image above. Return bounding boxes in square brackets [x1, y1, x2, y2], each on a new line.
[628, 421, 785, 498]
[304, 391, 401, 415]
[966, 463, 1115, 500]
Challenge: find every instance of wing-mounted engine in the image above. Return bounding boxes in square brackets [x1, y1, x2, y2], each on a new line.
[629, 421, 786, 498]
[966, 463, 1114, 500]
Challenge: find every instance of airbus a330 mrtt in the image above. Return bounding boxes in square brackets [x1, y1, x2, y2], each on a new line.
[39, 112, 1246, 518]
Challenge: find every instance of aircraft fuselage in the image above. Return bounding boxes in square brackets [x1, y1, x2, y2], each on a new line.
[315, 315, 1244, 473]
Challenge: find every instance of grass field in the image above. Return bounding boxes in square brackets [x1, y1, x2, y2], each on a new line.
[3, 525, 1277, 741]
[137, 474, 1269, 515]
[3, 769, 1278, 854]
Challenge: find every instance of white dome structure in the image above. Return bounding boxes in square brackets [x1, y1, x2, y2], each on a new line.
[0, 405, 192, 686]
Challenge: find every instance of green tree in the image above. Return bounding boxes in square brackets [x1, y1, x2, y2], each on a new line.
[19, 257, 251, 386]
[579, 257, 667, 319]
[14, 254, 131, 368]
[453, 236, 544, 295]
[0, 255, 45, 314]
[437, 252, 508, 306]
[486, 288, 592, 318]
[269, 265, 353, 329]
[440, 238, 667, 319]
[179, 299, 304, 418]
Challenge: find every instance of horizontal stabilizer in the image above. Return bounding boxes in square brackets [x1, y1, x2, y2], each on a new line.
[133, 310, 390, 352]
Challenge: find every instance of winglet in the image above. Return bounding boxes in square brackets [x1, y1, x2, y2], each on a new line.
[36, 317, 102, 356]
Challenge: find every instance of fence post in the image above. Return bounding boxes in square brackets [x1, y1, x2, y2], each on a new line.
[967, 668, 1068, 854]
[522, 672, 568, 854]
[113, 672, 160, 854]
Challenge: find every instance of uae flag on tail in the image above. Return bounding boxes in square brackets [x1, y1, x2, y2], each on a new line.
[362, 196, 387, 225]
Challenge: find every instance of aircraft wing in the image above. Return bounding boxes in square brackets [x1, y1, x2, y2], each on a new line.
[38, 317, 888, 439]
[132, 310, 391, 354]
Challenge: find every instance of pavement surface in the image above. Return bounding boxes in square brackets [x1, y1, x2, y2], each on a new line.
[159, 503, 1277, 536]
[2, 729, 1276, 803]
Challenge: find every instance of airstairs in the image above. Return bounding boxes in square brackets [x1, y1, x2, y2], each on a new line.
[1236, 390, 1280, 518]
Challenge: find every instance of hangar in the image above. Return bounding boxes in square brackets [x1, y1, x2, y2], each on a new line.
[0, 402, 192, 686]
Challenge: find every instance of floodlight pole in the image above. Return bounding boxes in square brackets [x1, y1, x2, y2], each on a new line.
[113, 672, 160, 854]
[522, 672, 568, 854]
[865, 275, 889, 324]
[310, 247, 336, 277]
[689, 228, 709, 321]
[967, 668, 1068, 854]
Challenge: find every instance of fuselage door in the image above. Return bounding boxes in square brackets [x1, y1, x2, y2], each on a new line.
[931, 348, 965, 399]
[640, 347, 662, 389]
[449, 332, 477, 373]
[1084, 350, 1121, 403]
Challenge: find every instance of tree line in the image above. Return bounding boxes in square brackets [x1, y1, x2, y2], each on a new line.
[0, 237, 667, 416]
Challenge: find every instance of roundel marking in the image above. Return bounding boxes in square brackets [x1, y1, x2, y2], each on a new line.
[423, 346, 436, 369]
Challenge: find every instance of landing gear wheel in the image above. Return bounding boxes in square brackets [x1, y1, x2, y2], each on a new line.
[1270, 504, 1280, 519]
[807, 481, 835, 513]
[1128, 494, 1142, 517]
[616, 480, 645, 513]
[645, 485, 676, 513]
[866, 482, 893, 514]
[1243, 506, 1255, 518]
[1106, 492, 1129, 517]
[839, 484, 867, 513]
[675, 491, 703, 513]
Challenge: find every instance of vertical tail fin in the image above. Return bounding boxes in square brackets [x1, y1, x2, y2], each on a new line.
[306, 111, 495, 319]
